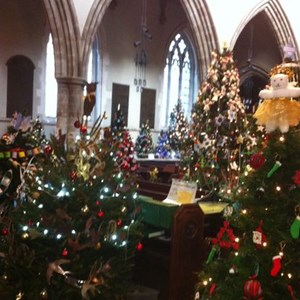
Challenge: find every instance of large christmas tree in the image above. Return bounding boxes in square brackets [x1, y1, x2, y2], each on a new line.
[187, 47, 254, 197]
[134, 120, 154, 158]
[195, 67, 300, 299]
[0, 111, 142, 299]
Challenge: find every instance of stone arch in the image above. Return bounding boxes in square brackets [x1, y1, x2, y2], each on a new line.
[232, 0, 298, 60]
[81, 0, 111, 79]
[180, 0, 218, 80]
[80, 0, 218, 83]
[43, 0, 81, 78]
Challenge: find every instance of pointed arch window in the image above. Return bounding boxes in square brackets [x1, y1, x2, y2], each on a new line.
[163, 33, 197, 125]
[87, 36, 101, 120]
[45, 34, 57, 118]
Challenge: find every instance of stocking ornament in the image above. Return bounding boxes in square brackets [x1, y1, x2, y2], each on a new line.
[270, 255, 282, 277]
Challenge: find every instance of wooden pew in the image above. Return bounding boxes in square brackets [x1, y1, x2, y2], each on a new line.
[134, 199, 206, 300]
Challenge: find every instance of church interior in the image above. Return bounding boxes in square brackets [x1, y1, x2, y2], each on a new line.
[0, 1, 299, 300]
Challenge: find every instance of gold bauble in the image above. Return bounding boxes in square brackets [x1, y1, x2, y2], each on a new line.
[95, 242, 101, 249]
[32, 191, 40, 199]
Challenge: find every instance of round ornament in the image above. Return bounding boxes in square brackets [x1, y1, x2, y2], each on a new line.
[292, 170, 300, 185]
[244, 276, 263, 299]
[250, 153, 265, 170]
[1, 227, 8, 236]
[44, 145, 53, 155]
[74, 120, 81, 128]
[80, 126, 87, 134]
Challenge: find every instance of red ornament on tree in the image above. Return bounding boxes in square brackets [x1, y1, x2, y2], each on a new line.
[136, 242, 143, 251]
[69, 170, 78, 181]
[80, 126, 87, 134]
[62, 248, 68, 257]
[292, 170, 300, 185]
[1, 227, 8, 236]
[44, 145, 53, 155]
[74, 120, 81, 128]
[252, 220, 267, 249]
[211, 221, 239, 250]
[243, 275, 263, 300]
[250, 153, 265, 170]
[97, 211, 104, 218]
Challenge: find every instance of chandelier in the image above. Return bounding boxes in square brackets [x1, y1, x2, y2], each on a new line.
[134, 0, 152, 92]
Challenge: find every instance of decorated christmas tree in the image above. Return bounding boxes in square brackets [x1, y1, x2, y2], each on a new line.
[0, 113, 49, 206]
[195, 67, 300, 299]
[111, 106, 138, 173]
[155, 130, 171, 159]
[167, 99, 190, 159]
[187, 47, 254, 197]
[0, 110, 143, 299]
[134, 120, 154, 158]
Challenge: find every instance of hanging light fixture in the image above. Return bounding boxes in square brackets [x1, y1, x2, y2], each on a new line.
[134, 0, 152, 92]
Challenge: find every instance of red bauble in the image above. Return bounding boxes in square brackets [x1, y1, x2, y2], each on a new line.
[244, 276, 263, 299]
[69, 170, 78, 181]
[1, 227, 8, 236]
[44, 145, 53, 155]
[62, 248, 68, 257]
[74, 120, 81, 128]
[80, 126, 87, 134]
[136, 242, 143, 251]
[97, 211, 104, 218]
[292, 170, 300, 185]
[250, 153, 265, 170]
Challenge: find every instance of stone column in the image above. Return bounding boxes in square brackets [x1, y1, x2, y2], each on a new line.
[56, 77, 86, 147]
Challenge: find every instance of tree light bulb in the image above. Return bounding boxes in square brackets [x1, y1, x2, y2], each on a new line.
[203, 280, 208, 286]
[276, 186, 281, 191]
[287, 273, 292, 279]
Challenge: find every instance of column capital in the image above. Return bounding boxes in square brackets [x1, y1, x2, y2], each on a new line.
[56, 76, 87, 87]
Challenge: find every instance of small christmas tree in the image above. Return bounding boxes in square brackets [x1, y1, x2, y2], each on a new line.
[134, 120, 154, 158]
[155, 130, 171, 159]
[111, 106, 138, 173]
[167, 99, 190, 158]
[195, 66, 300, 300]
[0, 112, 143, 299]
[187, 47, 253, 196]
